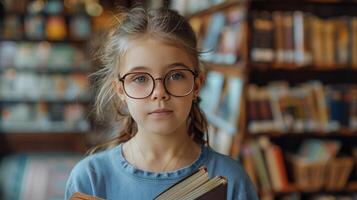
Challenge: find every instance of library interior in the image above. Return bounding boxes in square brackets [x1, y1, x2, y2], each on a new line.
[0, 0, 356, 199]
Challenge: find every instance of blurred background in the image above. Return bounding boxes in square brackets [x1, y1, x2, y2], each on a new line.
[0, 0, 356, 199]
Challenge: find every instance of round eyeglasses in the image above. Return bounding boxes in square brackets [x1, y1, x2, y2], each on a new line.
[119, 69, 198, 99]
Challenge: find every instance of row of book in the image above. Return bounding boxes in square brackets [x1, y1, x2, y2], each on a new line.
[2, 0, 96, 15]
[199, 71, 244, 156]
[251, 11, 357, 68]
[0, 153, 81, 200]
[1, 14, 91, 41]
[241, 138, 354, 193]
[0, 42, 90, 69]
[189, 6, 246, 65]
[0, 102, 90, 132]
[0, 71, 90, 101]
[200, 71, 243, 135]
[241, 138, 289, 192]
[247, 81, 357, 134]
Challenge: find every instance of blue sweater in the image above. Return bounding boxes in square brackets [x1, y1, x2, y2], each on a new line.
[65, 144, 259, 200]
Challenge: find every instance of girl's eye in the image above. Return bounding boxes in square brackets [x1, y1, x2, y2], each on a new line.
[132, 75, 148, 83]
[170, 72, 185, 80]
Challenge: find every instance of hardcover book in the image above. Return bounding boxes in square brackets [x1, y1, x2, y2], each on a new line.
[70, 166, 227, 200]
[155, 166, 227, 200]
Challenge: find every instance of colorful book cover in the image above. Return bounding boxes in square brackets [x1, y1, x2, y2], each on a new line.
[201, 12, 226, 62]
[70, 15, 91, 40]
[0, 41, 18, 67]
[3, 15, 23, 39]
[25, 15, 45, 39]
[216, 76, 243, 133]
[46, 16, 67, 40]
[199, 71, 225, 115]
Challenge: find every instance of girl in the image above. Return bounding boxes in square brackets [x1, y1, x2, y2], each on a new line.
[65, 6, 258, 200]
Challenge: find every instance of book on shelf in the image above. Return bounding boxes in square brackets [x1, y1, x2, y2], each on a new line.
[298, 139, 341, 163]
[69, 15, 91, 40]
[241, 138, 293, 193]
[199, 71, 225, 116]
[46, 16, 67, 40]
[2, 15, 23, 39]
[24, 15, 45, 39]
[248, 140, 272, 191]
[261, 140, 290, 192]
[247, 81, 357, 134]
[201, 12, 226, 62]
[200, 73, 243, 155]
[188, 5, 246, 65]
[69, 166, 228, 200]
[216, 76, 243, 133]
[0, 42, 89, 69]
[2, 0, 27, 12]
[241, 144, 258, 188]
[250, 11, 274, 64]
[250, 10, 357, 69]
[215, 7, 246, 64]
[0, 102, 90, 132]
[0, 153, 81, 200]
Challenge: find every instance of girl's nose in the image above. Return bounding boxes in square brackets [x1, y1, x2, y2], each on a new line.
[150, 79, 170, 101]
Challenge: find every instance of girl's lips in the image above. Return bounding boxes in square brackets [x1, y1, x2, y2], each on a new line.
[149, 108, 173, 115]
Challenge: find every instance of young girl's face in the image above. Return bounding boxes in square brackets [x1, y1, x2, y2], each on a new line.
[117, 36, 202, 136]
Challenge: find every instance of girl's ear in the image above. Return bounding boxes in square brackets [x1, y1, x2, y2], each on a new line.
[113, 80, 126, 101]
[193, 73, 204, 97]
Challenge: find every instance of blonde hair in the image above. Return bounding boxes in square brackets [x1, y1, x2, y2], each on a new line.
[89, 6, 208, 154]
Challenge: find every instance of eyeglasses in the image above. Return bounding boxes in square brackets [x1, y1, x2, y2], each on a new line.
[119, 69, 198, 99]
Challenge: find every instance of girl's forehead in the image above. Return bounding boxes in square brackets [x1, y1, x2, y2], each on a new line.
[120, 37, 195, 74]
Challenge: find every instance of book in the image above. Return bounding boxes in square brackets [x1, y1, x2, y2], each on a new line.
[69, 167, 227, 200]
[241, 144, 258, 188]
[248, 141, 272, 191]
[0, 154, 81, 200]
[25, 15, 45, 39]
[199, 71, 225, 115]
[69, 15, 91, 40]
[252, 10, 357, 68]
[201, 12, 226, 62]
[3, 15, 23, 39]
[251, 11, 274, 63]
[154, 166, 227, 200]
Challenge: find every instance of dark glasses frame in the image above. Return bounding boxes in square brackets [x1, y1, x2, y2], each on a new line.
[118, 68, 198, 99]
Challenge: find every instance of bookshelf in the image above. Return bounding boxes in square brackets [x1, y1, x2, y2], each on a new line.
[173, 0, 357, 199]
[244, 0, 357, 199]
[0, 132, 86, 153]
[0, 1, 94, 154]
[170, 0, 249, 156]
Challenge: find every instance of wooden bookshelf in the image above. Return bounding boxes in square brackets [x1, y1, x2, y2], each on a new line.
[0, 1, 93, 155]
[244, 1, 357, 198]
[249, 67, 357, 85]
[205, 62, 245, 77]
[0, 132, 88, 154]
